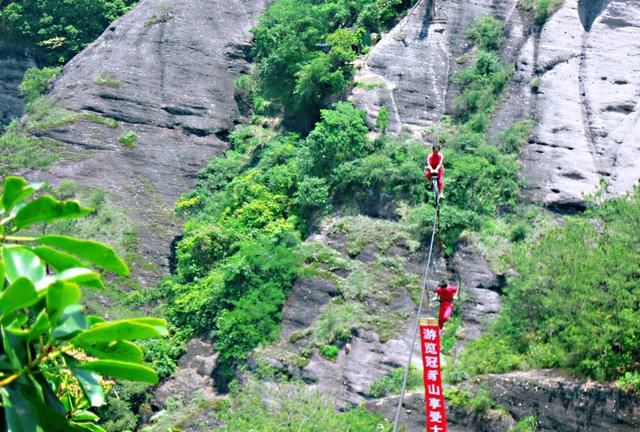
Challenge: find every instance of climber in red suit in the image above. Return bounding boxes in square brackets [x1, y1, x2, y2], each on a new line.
[433, 280, 457, 330]
[425, 143, 444, 198]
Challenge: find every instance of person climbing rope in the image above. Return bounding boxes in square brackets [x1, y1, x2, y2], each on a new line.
[425, 143, 445, 200]
[432, 280, 457, 330]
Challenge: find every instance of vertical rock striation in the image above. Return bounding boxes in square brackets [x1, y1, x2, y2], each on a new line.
[351, 0, 640, 210]
[520, 0, 640, 210]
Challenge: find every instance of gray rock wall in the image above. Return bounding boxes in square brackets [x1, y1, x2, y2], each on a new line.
[0, 40, 35, 127]
[521, 0, 640, 210]
[369, 370, 640, 432]
[27, 0, 267, 282]
[351, 0, 640, 210]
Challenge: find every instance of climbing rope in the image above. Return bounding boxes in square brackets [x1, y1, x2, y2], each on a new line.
[391, 200, 440, 432]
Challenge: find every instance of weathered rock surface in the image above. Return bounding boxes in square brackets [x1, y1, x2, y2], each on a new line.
[521, 0, 640, 210]
[451, 243, 503, 358]
[369, 370, 640, 432]
[350, 0, 527, 136]
[0, 40, 35, 127]
[155, 338, 218, 406]
[479, 370, 640, 431]
[27, 0, 267, 281]
[351, 0, 640, 210]
[258, 216, 506, 409]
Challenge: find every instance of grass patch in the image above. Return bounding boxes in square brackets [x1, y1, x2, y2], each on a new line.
[518, 0, 563, 25]
[331, 215, 419, 257]
[444, 387, 507, 415]
[369, 366, 422, 398]
[354, 80, 382, 90]
[81, 112, 119, 128]
[19, 66, 61, 107]
[213, 379, 392, 432]
[145, 1, 174, 26]
[95, 72, 122, 88]
[319, 344, 340, 360]
[119, 130, 138, 149]
[0, 121, 59, 176]
[23, 97, 78, 131]
[509, 415, 539, 432]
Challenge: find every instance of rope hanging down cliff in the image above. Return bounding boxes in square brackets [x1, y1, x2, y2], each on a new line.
[392, 196, 441, 432]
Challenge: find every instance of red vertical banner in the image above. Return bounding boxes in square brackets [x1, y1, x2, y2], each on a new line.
[419, 318, 447, 432]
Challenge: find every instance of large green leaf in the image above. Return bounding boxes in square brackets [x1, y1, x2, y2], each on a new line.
[46, 281, 81, 322]
[71, 422, 106, 432]
[76, 340, 144, 363]
[14, 196, 93, 229]
[1, 176, 42, 214]
[0, 277, 38, 316]
[53, 306, 88, 340]
[78, 360, 158, 384]
[3, 383, 75, 432]
[72, 369, 105, 407]
[37, 267, 103, 291]
[37, 235, 129, 276]
[2, 385, 44, 432]
[2, 327, 27, 368]
[2, 246, 46, 284]
[32, 246, 84, 272]
[73, 318, 168, 345]
[70, 411, 99, 422]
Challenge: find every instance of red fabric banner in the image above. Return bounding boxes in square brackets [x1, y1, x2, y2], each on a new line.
[419, 318, 447, 432]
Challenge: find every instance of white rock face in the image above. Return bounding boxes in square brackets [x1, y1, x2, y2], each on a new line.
[522, 0, 640, 209]
[351, 0, 640, 210]
[26, 0, 267, 281]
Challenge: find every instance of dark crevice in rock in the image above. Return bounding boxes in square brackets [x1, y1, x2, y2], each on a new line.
[182, 125, 217, 137]
[562, 171, 587, 180]
[169, 234, 182, 275]
[605, 104, 635, 114]
[546, 199, 588, 215]
[535, 54, 578, 75]
[214, 129, 231, 143]
[162, 105, 201, 116]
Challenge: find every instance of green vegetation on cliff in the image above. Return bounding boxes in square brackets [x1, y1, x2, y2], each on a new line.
[249, 0, 412, 129]
[167, 14, 528, 395]
[0, 0, 138, 63]
[460, 187, 640, 384]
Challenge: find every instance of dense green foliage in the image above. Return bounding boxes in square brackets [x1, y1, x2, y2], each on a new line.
[518, 0, 563, 25]
[167, 13, 531, 392]
[0, 120, 59, 177]
[250, 0, 411, 129]
[18, 66, 61, 107]
[460, 188, 640, 383]
[0, 0, 137, 63]
[0, 176, 166, 431]
[218, 380, 392, 431]
[466, 15, 504, 51]
[368, 366, 421, 398]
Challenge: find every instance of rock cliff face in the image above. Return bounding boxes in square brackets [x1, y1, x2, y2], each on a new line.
[27, 0, 267, 281]
[0, 40, 35, 127]
[351, 0, 640, 211]
[260, 216, 501, 409]
[520, 0, 640, 210]
[369, 370, 640, 432]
